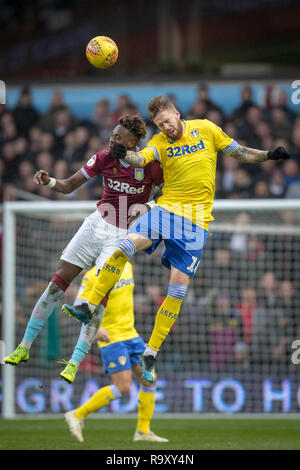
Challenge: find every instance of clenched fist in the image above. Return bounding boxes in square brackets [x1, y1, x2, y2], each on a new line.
[33, 170, 50, 185]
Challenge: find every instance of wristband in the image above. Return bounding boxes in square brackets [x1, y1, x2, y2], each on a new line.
[146, 200, 156, 209]
[47, 177, 56, 189]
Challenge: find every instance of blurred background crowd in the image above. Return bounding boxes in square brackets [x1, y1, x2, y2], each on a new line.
[2, 83, 300, 204]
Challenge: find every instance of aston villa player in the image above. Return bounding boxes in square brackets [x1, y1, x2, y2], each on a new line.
[5, 115, 163, 381]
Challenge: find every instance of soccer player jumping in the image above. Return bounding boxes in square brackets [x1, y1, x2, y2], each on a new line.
[4, 115, 163, 376]
[63, 96, 290, 384]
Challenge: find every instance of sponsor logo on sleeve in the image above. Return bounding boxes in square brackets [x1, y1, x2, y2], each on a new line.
[87, 154, 96, 167]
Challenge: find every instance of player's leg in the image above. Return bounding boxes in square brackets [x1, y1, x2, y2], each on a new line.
[63, 233, 152, 320]
[60, 238, 131, 382]
[140, 267, 190, 383]
[65, 369, 131, 442]
[5, 211, 102, 365]
[132, 363, 168, 442]
[4, 260, 82, 365]
[87, 233, 152, 311]
[140, 211, 208, 383]
[76, 369, 130, 418]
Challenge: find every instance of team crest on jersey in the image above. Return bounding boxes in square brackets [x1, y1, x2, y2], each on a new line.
[118, 356, 127, 366]
[113, 167, 118, 174]
[86, 154, 96, 167]
[190, 129, 199, 139]
[134, 168, 144, 181]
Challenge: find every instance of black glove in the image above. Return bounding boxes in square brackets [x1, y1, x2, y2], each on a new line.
[111, 142, 127, 160]
[268, 146, 290, 160]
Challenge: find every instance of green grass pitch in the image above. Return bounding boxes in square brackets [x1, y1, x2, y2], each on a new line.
[1, 417, 300, 450]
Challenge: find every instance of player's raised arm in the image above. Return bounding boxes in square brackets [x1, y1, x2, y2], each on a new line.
[33, 169, 88, 194]
[227, 145, 290, 164]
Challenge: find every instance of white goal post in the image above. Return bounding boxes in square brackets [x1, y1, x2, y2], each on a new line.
[2, 199, 300, 418]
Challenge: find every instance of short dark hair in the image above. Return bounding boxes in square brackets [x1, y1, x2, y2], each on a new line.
[119, 114, 146, 141]
[147, 96, 175, 120]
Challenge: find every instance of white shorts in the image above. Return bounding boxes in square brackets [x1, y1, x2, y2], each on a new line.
[60, 210, 127, 270]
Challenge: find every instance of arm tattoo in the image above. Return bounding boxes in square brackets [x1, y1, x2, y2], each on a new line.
[229, 145, 269, 163]
[123, 151, 145, 167]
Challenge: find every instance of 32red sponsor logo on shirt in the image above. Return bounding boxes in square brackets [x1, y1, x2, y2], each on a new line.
[107, 178, 145, 194]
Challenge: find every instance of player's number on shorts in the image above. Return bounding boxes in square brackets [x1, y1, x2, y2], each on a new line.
[187, 256, 200, 273]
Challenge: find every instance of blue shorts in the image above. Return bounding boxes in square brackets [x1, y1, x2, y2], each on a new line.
[128, 206, 208, 278]
[100, 336, 145, 374]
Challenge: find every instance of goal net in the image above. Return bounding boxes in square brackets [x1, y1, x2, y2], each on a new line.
[2, 200, 300, 417]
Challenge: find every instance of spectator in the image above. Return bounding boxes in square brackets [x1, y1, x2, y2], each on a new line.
[231, 168, 252, 198]
[233, 85, 254, 122]
[196, 83, 223, 114]
[235, 287, 258, 347]
[220, 155, 240, 194]
[269, 170, 286, 198]
[270, 106, 292, 141]
[279, 280, 300, 335]
[248, 273, 284, 364]
[253, 180, 271, 198]
[229, 211, 251, 253]
[13, 88, 39, 137]
[282, 159, 300, 188]
[188, 99, 208, 119]
[3, 141, 19, 183]
[276, 89, 297, 123]
[92, 98, 111, 129]
[113, 94, 137, 122]
[204, 290, 245, 369]
[35, 151, 54, 174]
[237, 105, 264, 148]
[206, 109, 224, 127]
[290, 125, 300, 161]
[38, 90, 75, 132]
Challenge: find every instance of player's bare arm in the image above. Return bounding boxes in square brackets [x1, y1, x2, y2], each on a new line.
[229, 145, 290, 163]
[124, 150, 146, 167]
[33, 169, 87, 194]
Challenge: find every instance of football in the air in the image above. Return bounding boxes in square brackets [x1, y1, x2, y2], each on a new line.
[86, 36, 118, 69]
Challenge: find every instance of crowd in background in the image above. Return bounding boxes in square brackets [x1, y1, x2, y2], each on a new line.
[1, 84, 300, 203]
[1, 84, 300, 375]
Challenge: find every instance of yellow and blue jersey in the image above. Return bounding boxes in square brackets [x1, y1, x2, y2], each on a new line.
[76, 262, 139, 348]
[139, 119, 238, 230]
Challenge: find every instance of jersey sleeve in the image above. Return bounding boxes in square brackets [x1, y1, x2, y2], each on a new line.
[81, 151, 105, 179]
[139, 134, 162, 165]
[147, 161, 164, 186]
[206, 120, 239, 154]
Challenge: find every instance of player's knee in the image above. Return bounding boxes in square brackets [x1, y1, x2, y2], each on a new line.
[167, 284, 188, 300]
[117, 381, 131, 395]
